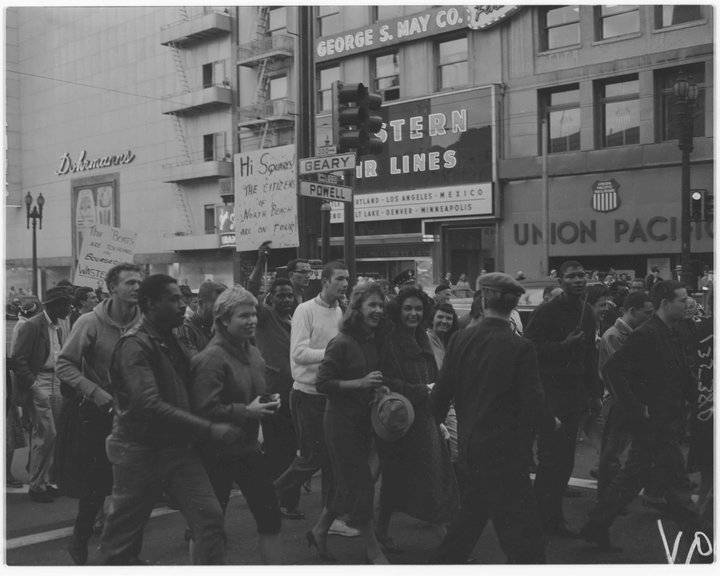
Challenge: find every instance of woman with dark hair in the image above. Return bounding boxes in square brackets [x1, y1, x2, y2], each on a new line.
[427, 302, 460, 466]
[308, 282, 388, 563]
[376, 287, 459, 552]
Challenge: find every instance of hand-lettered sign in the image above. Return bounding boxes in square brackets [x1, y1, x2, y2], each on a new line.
[74, 225, 137, 288]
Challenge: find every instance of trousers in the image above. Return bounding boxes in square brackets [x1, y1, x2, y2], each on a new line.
[273, 390, 334, 507]
[262, 404, 301, 510]
[28, 373, 61, 491]
[534, 410, 581, 527]
[596, 399, 632, 500]
[72, 402, 114, 544]
[434, 449, 546, 564]
[100, 437, 225, 565]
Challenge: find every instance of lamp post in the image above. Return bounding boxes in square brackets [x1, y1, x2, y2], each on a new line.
[673, 72, 698, 289]
[25, 191, 45, 297]
[320, 202, 332, 263]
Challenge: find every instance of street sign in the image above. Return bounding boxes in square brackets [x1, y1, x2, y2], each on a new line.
[298, 181, 353, 203]
[298, 153, 356, 175]
[318, 172, 342, 185]
[317, 144, 337, 157]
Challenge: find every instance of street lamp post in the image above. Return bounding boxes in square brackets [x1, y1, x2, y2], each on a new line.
[25, 191, 45, 297]
[320, 201, 331, 263]
[673, 72, 698, 289]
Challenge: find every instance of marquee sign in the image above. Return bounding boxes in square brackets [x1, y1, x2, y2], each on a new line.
[315, 5, 522, 63]
[57, 150, 135, 176]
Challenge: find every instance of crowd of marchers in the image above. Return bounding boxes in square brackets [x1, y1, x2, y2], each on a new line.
[5, 247, 713, 565]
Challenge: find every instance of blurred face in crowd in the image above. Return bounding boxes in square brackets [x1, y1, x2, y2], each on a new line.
[400, 296, 424, 331]
[662, 288, 690, 323]
[223, 303, 257, 341]
[432, 309, 454, 335]
[111, 270, 142, 305]
[360, 293, 384, 329]
[628, 301, 655, 328]
[290, 262, 312, 289]
[46, 299, 72, 321]
[150, 283, 186, 328]
[198, 293, 221, 325]
[629, 279, 646, 293]
[559, 266, 587, 297]
[80, 290, 99, 313]
[435, 288, 452, 305]
[271, 284, 296, 316]
[592, 296, 614, 321]
[684, 297, 699, 320]
[323, 269, 349, 303]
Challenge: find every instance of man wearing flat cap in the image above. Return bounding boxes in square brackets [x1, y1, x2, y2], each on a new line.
[431, 273, 558, 563]
[12, 286, 72, 503]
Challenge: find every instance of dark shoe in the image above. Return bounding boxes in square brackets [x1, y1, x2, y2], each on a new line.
[45, 485, 61, 497]
[546, 521, 578, 539]
[28, 489, 54, 503]
[306, 530, 337, 563]
[6, 476, 23, 488]
[375, 532, 403, 553]
[580, 522, 622, 552]
[280, 507, 306, 520]
[67, 537, 88, 565]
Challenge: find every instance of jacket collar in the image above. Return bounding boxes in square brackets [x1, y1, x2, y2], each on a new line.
[212, 327, 252, 364]
[613, 317, 633, 336]
[392, 326, 434, 358]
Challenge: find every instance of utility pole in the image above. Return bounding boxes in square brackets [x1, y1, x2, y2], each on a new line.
[296, 5, 319, 259]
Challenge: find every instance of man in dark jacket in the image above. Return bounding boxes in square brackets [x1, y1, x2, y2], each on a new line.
[432, 273, 559, 563]
[100, 274, 242, 565]
[177, 280, 226, 356]
[580, 280, 701, 550]
[12, 287, 72, 503]
[524, 260, 601, 536]
[250, 275, 304, 519]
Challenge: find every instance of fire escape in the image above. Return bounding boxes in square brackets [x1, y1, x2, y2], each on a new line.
[237, 6, 295, 151]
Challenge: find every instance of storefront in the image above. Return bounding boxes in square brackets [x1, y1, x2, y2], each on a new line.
[502, 163, 714, 281]
[323, 86, 500, 286]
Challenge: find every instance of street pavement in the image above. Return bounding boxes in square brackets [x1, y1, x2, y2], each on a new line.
[5, 437, 708, 565]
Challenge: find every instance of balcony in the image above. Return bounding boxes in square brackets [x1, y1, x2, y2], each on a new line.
[160, 10, 232, 47]
[238, 34, 294, 68]
[237, 98, 295, 128]
[163, 158, 233, 184]
[161, 84, 233, 116]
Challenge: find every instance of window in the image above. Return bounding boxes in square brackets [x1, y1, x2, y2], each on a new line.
[655, 5, 703, 28]
[317, 66, 339, 111]
[539, 6, 580, 50]
[596, 5, 639, 39]
[437, 36, 468, 90]
[202, 60, 226, 88]
[597, 76, 640, 147]
[372, 5, 404, 22]
[655, 63, 706, 141]
[268, 7, 287, 37]
[269, 76, 288, 101]
[373, 52, 399, 101]
[204, 205, 216, 234]
[317, 6, 340, 36]
[203, 132, 228, 161]
[539, 85, 581, 153]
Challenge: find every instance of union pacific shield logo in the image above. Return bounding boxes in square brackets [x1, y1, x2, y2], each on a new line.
[591, 179, 620, 213]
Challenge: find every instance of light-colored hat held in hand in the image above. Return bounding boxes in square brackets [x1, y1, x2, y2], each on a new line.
[371, 391, 415, 441]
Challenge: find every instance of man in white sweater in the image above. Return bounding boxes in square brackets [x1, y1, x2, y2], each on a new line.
[273, 261, 358, 536]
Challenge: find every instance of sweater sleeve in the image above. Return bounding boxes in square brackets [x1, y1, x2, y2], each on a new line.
[56, 313, 104, 399]
[316, 335, 346, 394]
[290, 303, 326, 366]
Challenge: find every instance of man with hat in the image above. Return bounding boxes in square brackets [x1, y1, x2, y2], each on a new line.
[431, 273, 558, 563]
[12, 286, 72, 502]
[392, 268, 416, 289]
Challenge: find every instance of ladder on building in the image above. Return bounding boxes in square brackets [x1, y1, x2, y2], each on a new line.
[173, 184, 195, 236]
[255, 6, 271, 149]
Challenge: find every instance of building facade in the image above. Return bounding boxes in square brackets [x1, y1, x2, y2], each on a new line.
[5, 5, 714, 293]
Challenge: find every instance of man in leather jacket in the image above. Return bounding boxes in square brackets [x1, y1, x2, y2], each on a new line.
[99, 274, 243, 565]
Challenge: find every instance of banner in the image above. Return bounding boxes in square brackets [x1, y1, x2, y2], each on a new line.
[234, 145, 298, 251]
[74, 225, 137, 288]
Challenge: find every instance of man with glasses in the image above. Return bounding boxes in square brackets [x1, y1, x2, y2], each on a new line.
[525, 261, 601, 537]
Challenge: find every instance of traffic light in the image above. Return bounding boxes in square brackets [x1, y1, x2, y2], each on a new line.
[332, 81, 383, 155]
[690, 189, 703, 222]
[703, 191, 714, 221]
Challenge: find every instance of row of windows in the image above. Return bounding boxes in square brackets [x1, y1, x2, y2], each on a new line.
[317, 35, 468, 110]
[539, 63, 706, 153]
[540, 4, 704, 51]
